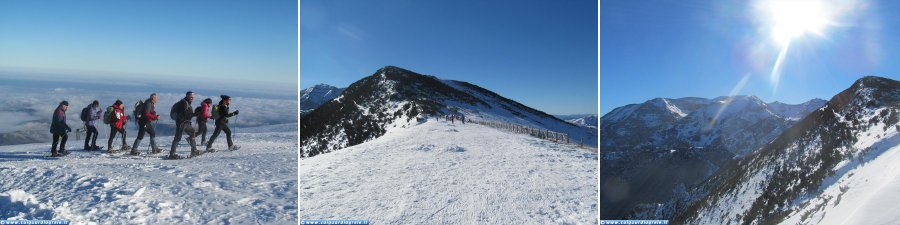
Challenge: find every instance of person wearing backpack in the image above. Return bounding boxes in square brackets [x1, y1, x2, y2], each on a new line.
[194, 98, 213, 146]
[81, 100, 103, 150]
[206, 95, 239, 152]
[168, 91, 198, 159]
[107, 100, 129, 152]
[50, 101, 72, 157]
[131, 93, 161, 155]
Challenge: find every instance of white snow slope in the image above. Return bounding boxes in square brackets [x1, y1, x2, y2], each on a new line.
[0, 123, 298, 224]
[781, 130, 900, 225]
[300, 120, 598, 224]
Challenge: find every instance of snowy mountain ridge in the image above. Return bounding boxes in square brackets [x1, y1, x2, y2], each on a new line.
[556, 114, 598, 128]
[300, 84, 344, 116]
[300, 66, 596, 157]
[673, 76, 900, 224]
[601, 95, 826, 219]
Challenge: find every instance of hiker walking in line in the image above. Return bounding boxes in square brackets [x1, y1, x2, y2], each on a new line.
[81, 100, 103, 151]
[131, 93, 162, 155]
[194, 98, 213, 146]
[206, 95, 240, 152]
[168, 91, 199, 159]
[106, 100, 129, 152]
[50, 101, 72, 157]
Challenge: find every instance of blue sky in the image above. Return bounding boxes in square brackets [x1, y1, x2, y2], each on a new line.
[0, 0, 297, 90]
[602, 0, 900, 115]
[301, 0, 598, 115]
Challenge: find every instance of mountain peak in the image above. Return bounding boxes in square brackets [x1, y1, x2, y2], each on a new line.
[851, 76, 900, 92]
[310, 83, 337, 89]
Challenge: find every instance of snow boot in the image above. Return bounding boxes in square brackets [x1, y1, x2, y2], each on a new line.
[228, 145, 241, 151]
[165, 154, 185, 160]
[150, 138, 162, 154]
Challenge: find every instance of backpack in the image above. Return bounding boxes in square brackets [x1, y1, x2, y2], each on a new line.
[103, 106, 114, 124]
[195, 105, 203, 118]
[170, 101, 180, 121]
[211, 105, 221, 120]
[133, 100, 145, 121]
[80, 107, 90, 122]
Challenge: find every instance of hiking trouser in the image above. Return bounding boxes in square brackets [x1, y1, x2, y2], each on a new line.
[207, 122, 232, 149]
[108, 125, 126, 150]
[133, 120, 159, 151]
[197, 119, 208, 145]
[84, 124, 98, 148]
[170, 121, 197, 156]
[52, 133, 68, 154]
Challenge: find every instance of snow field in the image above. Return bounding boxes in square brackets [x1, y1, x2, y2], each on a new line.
[300, 120, 597, 224]
[0, 124, 298, 224]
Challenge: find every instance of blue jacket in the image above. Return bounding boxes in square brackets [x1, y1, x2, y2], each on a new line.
[84, 105, 103, 127]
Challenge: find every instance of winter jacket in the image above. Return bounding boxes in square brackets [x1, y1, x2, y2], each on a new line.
[112, 104, 127, 130]
[139, 98, 160, 122]
[215, 102, 236, 125]
[196, 102, 211, 122]
[50, 106, 70, 135]
[172, 98, 194, 124]
[85, 105, 103, 127]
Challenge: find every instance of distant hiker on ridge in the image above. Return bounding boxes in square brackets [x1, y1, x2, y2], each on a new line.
[106, 100, 129, 152]
[206, 95, 239, 152]
[131, 93, 162, 155]
[169, 91, 199, 159]
[50, 100, 72, 157]
[80, 100, 103, 151]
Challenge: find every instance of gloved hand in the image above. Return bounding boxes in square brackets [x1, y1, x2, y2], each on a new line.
[66, 127, 72, 133]
[234, 110, 239, 116]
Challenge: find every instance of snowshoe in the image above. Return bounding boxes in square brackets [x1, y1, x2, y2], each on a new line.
[151, 148, 163, 154]
[92, 146, 104, 151]
[165, 154, 185, 160]
[190, 151, 203, 158]
[205, 148, 216, 153]
[129, 151, 140, 156]
[228, 145, 241, 151]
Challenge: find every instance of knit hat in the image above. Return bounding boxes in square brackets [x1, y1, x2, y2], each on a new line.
[114, 99, 123, 105]
[221, 95, 231, 101]
[60, 101, 69, 106]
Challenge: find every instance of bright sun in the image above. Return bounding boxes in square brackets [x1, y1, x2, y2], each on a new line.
[765, 0, 832, 46]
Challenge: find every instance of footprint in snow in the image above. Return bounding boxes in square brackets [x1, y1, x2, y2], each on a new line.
[446, 145, 465, 152]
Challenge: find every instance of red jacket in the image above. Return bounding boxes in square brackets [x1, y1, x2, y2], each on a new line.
[112, 104, 127, 129]
[202, 102, 211, 120]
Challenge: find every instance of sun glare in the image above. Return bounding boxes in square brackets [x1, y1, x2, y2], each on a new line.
[765, 0, 832, 46]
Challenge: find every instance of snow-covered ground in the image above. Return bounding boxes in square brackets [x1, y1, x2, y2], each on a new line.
[300, 120, 598, 224]
[781, 132, 900, 225]
[0, 123, 298, 224]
